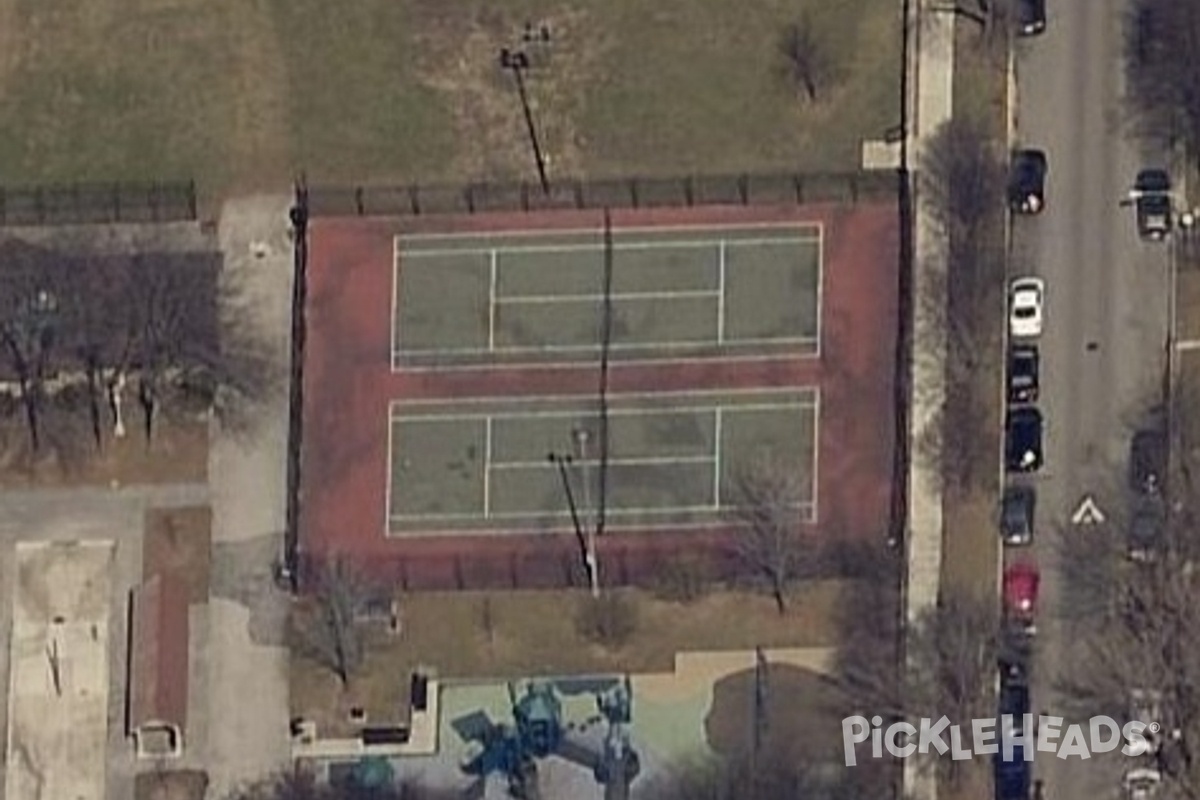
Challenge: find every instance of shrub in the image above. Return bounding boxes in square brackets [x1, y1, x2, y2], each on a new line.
[575, 592, 638, 648]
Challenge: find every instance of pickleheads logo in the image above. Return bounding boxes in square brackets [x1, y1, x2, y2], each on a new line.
[841, 715, 1159, 766]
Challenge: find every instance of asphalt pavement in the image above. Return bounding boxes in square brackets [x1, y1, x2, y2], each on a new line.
[1010, 0, 1172, 797]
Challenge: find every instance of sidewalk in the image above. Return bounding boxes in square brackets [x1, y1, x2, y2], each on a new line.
[904, 0, 955, 798]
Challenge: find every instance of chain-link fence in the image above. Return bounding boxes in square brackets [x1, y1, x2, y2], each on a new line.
[0, 181, 197, 226]
[305, 171, 897, 218]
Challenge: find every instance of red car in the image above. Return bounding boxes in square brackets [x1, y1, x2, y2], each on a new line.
[1004, 562, 1040, 632]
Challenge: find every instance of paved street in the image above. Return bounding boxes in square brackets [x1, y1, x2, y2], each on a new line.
[1012, 0, 1172, 796]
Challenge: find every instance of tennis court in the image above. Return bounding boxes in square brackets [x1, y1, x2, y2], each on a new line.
[387, 387, 817, 534]
[391, 223, 822, 368]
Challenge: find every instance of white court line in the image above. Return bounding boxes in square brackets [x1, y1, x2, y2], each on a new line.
[403, 236, 815, 259]
[391, 400, 811, 424]
[390, 236, 400, 368]
[391, 385, 818, 408]
[385, 510, 816, 537]
[396, 221, 821, 244]
[814, 223, 825, 359]
[717, 241, 727, 344]
[390, 499, 814, 524]
[488, 249, 498, 352]
[489, 454, 716, 470]
[496, 288, 720, 304]
[483, 416, 493, 517]
[396, 333, 816, 357]
[809, 389, 821, 523]
[393, 347, 820, 372]
[384, 408, 396, 530]
[712, 407, 724, 508]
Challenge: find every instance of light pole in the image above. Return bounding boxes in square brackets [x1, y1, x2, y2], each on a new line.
[499, 46, 551, 195]
[573, 428, 600, 597]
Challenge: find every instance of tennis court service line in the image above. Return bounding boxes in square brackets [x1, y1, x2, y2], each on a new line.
[388, 394, 818, 525]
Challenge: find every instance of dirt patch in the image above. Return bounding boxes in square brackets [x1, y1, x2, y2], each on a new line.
[291, 581, 852, 737]
[411, 5, 612, 181]
[0, 411, 208, 487]
[134, 770, 209, 800]
[143, 506, 212, 603]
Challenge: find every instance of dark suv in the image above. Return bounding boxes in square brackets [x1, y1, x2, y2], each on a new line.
[1006, 408, 1043, 473]
[1016, 0, 1046, 36]
[1008, 345, 1039, 403]
[1130, 428, 1167, 494]
[1135, 169, 1172, 241]
[1001, 485, 1035, 546]
[1009, 150, 1047, 213]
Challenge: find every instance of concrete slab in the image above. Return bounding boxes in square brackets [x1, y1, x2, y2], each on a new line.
[5, 540, 114, 800]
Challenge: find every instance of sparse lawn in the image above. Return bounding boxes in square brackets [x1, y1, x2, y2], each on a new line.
[0, 410, 208, 487]
[134, 770, 208, 800]
[937, 16, 1007, 602]
[290, 581, 852, 737]
[1177, 269, 1200, 340]
[143, 506, 212, 603]
[0, 0, 899, 200]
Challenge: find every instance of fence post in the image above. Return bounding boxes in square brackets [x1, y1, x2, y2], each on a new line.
[187, 180, 198, 220]
[354, 187, 365, 216]
[411, 185, 422, 216]
[509, 552, 519, 589]
[793, 174, 804, 204]
[465, 184, 477, 214]
[521, 181, 530, 212]
[850, 174, 860, 203]
[738, 174, 749, 205]
[574, 179, 584, 210]
[629, 178, 640, 209]
[684, 176, 695, 207]
[454, 555, 465, 590]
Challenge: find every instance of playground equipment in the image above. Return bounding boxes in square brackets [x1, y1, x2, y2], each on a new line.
[459, 677, 640, 800]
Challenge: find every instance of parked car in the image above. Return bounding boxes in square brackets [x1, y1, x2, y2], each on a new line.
[995, 746, 1032, 800]
[1016, 0, 1046, 36]
[1006, 408, 1044, 472]
[1000, 485, 1035, 546]
[1009, 150, 1047, 213]
[1128, 496, 1166, 562]
[1004, 562, 1040, 633]
[1130, 689, 1164, 755]
[1008, 345, 1039, 404]
[1124, 767, 1162, 800]
[1135, 169, 1172, 241]
[1130, 428, 1167, 494]
[999, 669, 1031, 735]
[1009, 277, 1045, 338]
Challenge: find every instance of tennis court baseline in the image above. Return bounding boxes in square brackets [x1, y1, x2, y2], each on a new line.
[392, 223, 822, 368]
[387, 388, 818, 534]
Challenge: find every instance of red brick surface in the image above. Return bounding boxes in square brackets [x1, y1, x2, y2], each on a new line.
[299, 203, 899, 588]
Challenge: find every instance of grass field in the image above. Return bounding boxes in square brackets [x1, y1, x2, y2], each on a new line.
[290, 582, 849, 737]
[0, 0, 899, 199]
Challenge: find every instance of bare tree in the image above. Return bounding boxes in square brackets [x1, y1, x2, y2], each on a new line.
[730, 449, 810, 614]
[1124, 0, 1200, 162]
[230, 769, 462, 800]
[639, 750, 887, 800]
[290, 557, 368, 689]
[777, 15, 838, 103]
[920, 116, 1007, 246]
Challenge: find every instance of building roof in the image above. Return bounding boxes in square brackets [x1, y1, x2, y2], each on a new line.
[129, 572, 190, 732]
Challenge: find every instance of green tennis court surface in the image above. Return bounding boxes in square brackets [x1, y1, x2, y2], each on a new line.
[392, 224, 821, 368]
[387, 388, 817, 534]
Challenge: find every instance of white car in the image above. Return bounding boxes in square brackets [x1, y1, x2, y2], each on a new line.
[1130, 689, 1164, 755]
[1124, 767, 1162, 800]
[1010, 277, 1045, 338]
